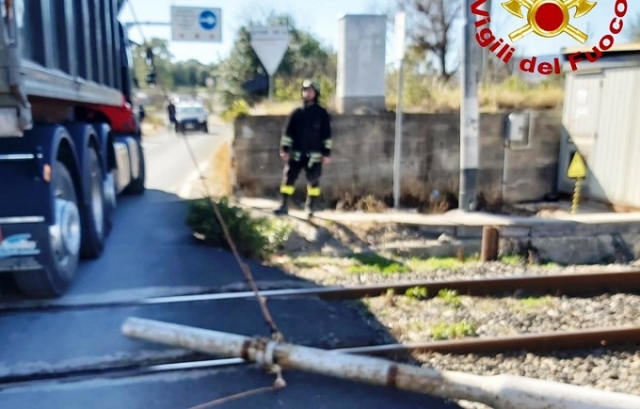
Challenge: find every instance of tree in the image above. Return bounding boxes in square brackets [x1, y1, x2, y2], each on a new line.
[216, 12, 337, 109]
[131, 39, 216, 93]
[627, 14, 640, 41]
[401, 0, 462, 81]
[216, 27, 265, 107]
[173, 59, 215, 89]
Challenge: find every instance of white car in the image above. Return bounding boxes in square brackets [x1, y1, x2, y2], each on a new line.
[174, 104, 209, 134]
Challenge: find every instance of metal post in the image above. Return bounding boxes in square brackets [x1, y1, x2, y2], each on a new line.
[571, 178, 582, 214]
[268, 75, 274, 102]
[122, 317, 640, 409]
[459, 0, 481, 211]
[481, 226, 499, 262]
[393, 58, 404, 209]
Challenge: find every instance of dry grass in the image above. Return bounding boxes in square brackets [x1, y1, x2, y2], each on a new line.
[208, 139, 234, 197]
[140, 111, 167, 136]
[188, 138, 234, 199]
[249, 101, 301, 116]
[248, 98, 338, 116]
[323, 177, 461, 214]
[336, 193, 389, 212]
[245, 83, 563, 117]
[386, 80, 564, 113]
[225, 76, 563, 120]
[328, 179, 511, 214]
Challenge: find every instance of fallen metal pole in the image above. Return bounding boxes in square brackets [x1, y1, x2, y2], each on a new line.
[122, 317, 640, 409]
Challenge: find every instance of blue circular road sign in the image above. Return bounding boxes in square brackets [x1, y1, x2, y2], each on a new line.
[199, 10, 217, 30]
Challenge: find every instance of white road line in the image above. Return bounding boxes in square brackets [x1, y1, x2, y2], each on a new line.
[178, 161, 210, 198]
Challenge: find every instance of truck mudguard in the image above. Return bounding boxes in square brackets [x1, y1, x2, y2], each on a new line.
[0, 126, 81, 224]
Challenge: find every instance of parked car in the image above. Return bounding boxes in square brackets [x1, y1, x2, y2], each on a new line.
[175, 103, 209, 134]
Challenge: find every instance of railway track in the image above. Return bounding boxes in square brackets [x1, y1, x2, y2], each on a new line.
[1, 269, 639, 314]
[1, 325, 637, 390]
[1, 268, 639, 396]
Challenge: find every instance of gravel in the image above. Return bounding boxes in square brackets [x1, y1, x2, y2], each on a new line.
[277, 254, 640, 407]
[278, 255, 638, 288]
[356, 292, 640, 408]
[363, 293, 640, 342]
[422, 347, 640, 409]
[274, 221, 640, 407]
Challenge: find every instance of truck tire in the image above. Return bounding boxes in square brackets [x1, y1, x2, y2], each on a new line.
[14, 161, 81, 298]
[125, 138, 145, 195]
[80, 148, 106, 258]
[103, 169, 117, 235]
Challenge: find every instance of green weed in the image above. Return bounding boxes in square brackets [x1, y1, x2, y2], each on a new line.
[430, 321, 477, 340]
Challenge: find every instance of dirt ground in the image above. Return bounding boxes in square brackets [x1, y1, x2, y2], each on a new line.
[266, 211, 449, 259]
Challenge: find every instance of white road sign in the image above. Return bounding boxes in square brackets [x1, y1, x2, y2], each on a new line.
[171, 6, 222, 42]
[250, 26, 290, 76]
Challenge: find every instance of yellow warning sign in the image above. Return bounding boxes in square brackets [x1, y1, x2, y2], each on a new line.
[567, 152, 587, 179]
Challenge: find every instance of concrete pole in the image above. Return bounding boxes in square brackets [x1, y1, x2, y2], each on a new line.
[459, 0, 481, 211]
[393, 12, 407, 209]
[122, 317, 640, 409]
[393, 58, 405, 209]
[481, 0, 492, 83]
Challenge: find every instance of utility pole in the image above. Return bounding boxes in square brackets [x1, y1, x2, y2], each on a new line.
[459, 0, 481, 211]
[393, 12, 406, 209]
[393, 59, 405, 209]
[481, 0, 492, 82]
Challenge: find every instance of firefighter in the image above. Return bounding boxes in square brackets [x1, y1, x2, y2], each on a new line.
[275, 79, 332, 216]
[167, 99, 176, 131]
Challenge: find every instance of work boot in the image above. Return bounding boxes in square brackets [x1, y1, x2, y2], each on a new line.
[274, 195, 289, 215]
[304, 196, 315, 217]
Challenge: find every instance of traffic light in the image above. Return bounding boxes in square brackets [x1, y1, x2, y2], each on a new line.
[145, 72, 156, 86]
[145, 47, 155, 68]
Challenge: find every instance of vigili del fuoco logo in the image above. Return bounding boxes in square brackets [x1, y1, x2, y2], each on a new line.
[471, 0, 629, 75]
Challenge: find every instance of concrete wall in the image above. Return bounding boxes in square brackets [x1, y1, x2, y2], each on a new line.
[232, 112, 561, 204]
[336, 15, 387, 114]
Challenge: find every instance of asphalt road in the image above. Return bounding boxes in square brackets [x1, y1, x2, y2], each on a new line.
[0, 125, 461, 409]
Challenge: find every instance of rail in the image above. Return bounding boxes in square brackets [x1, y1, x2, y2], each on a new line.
[2, 325, 637, 390]
[2, 269, 640, 314]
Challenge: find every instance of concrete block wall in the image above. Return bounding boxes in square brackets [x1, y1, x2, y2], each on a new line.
[232, 111, 562, 203]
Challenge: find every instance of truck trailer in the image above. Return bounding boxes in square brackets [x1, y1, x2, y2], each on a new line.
[0, 0, 146, 297]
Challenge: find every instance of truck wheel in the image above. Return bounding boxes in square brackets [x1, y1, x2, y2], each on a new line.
[126, 138, 145, 195]
[203, 123, 209, 134]
[80, 148, 106, 258]
[13, 161, 81, 298]
[103, 169, 117, 235]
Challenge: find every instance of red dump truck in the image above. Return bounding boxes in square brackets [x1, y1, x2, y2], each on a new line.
[0, 0, 146, 297]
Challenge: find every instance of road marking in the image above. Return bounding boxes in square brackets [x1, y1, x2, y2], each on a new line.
[178, 161, 210, 198]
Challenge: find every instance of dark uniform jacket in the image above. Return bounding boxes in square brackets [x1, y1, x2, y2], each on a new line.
[280, 103, 332, 161]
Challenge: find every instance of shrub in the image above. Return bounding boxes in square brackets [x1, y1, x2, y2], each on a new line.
[186, 197, 292, 260]
[221, 99, 250, 122]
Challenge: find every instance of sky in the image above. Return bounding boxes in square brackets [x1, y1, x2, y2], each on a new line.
[117, 0, 638, 67]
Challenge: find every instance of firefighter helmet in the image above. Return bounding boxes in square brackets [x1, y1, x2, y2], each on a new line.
[302, 79, 320, 95]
